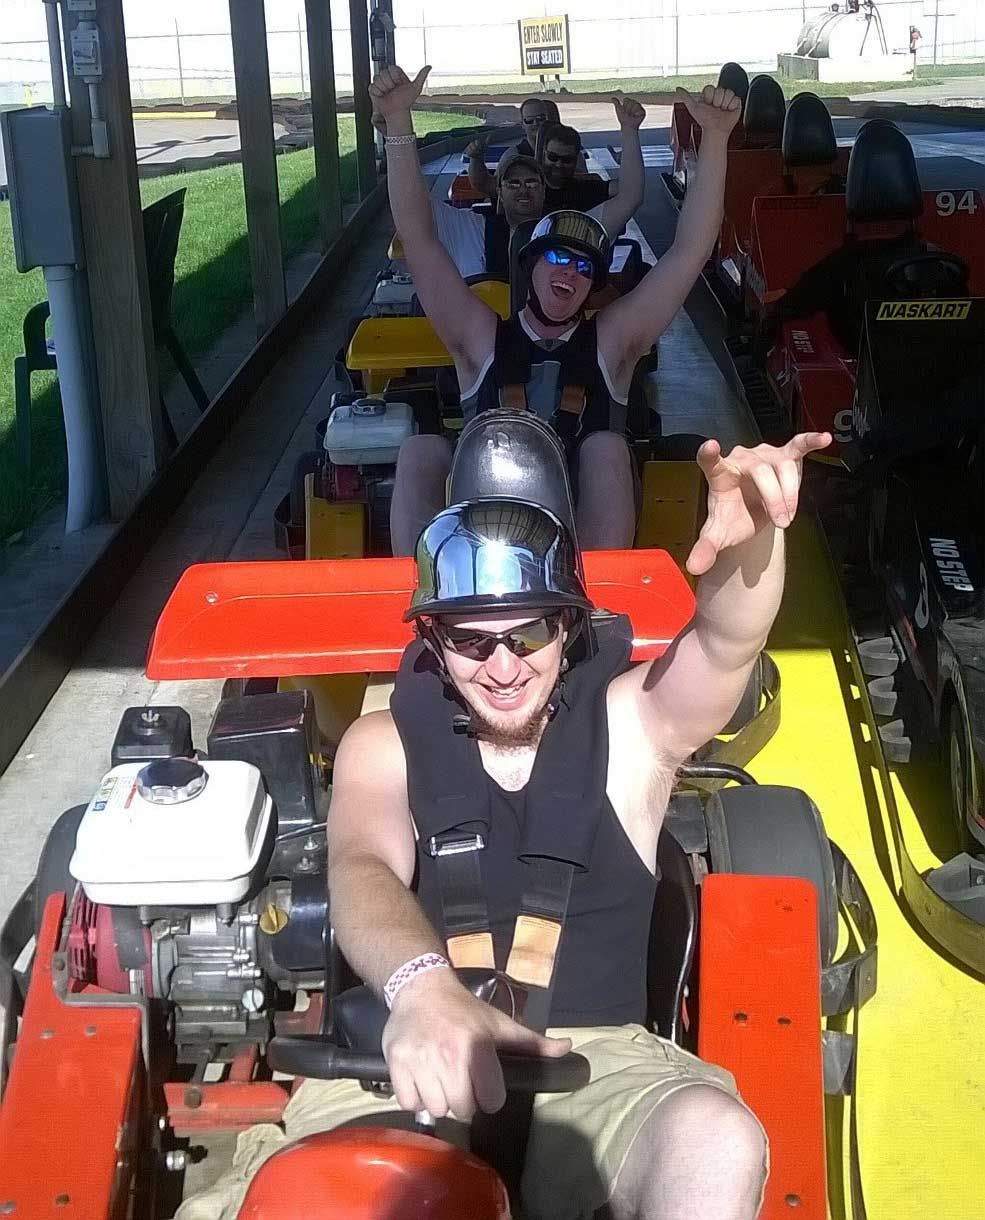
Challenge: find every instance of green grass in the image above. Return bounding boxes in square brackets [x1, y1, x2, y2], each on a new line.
[430, 61, 985, 100]
[0, 110, 478, 544]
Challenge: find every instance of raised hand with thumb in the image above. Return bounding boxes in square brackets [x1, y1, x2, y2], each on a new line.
[369, 64, 432, 119]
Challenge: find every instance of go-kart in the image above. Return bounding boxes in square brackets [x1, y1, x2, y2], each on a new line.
[666, 69, 786, 203]
[0, 529, 876, 1219]
[273, 224, 656, 572]
[823, 298, 985, 913]
[728, 121, 985, 458]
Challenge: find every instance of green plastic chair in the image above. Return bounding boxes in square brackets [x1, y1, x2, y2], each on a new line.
[13, 187, 209, 469]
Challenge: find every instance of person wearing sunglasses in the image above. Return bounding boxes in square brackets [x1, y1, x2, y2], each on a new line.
[321, 433, 826, 1219]
[467, 98, 592, 202]
[536, 122, 614, 213]
[371, 65, 740, 555]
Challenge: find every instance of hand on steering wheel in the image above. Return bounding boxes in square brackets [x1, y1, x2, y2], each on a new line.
[382, 968, 571, 1121]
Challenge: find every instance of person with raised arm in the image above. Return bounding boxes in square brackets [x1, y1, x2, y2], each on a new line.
[372, 65, 742, 557]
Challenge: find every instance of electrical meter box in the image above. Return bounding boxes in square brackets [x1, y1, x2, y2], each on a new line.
[1, 107, 84, 272]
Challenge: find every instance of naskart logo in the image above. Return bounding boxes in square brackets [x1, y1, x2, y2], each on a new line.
[876, 300, 971, 322]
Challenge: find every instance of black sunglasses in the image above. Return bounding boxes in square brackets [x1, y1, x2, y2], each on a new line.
[429, 612, 566, 661]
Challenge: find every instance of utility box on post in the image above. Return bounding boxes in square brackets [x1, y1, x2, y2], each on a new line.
[1, 106, 84, 272]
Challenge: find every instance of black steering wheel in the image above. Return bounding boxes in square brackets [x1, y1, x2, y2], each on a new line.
[269, 969, 590, 1092]
[266, 1037, 590, 1093]
[883, 251, 969, 299]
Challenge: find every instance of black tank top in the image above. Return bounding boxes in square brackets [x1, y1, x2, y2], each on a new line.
[390, 619, 658, 1027]
[461, 315, 629, 438]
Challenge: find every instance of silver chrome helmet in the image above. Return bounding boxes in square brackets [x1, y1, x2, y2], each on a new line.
[405, 499, 594, 629]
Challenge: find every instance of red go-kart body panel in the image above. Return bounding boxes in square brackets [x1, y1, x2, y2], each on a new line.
[0, 841, 826, 1218]
[699, 874, 826, 1219]
[766, 314, 858, 456]
[448, 172, 487, 207]
[239, 1128, 510, 1220]
[747, 188, 985, 311]
[145, 550, 696, 681]
[719, 148, 852, 270]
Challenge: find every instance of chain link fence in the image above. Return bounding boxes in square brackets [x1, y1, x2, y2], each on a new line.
[2, 1, 983, 106]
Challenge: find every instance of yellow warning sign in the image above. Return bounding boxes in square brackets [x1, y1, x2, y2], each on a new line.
[876, 300, 971, 321]
[519, 14, 571, 76]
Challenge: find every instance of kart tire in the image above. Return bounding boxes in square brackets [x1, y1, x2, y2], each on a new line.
[33, 805, 87, 936]
[947, 697, 983, 849]
[704, 784, 838, 967]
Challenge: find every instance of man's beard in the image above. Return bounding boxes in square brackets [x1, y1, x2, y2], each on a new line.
[462, 693, 552, 748]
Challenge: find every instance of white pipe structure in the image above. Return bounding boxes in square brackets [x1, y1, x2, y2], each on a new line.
[44, 265, 104, 532]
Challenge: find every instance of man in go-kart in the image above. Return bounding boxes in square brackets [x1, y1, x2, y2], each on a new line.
[318, 432, 831, 1220]
[177, 427, 829, 1219]
[373, 65, 743, 555]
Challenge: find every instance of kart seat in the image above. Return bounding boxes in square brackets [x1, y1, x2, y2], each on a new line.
[779, 121, 929, 353]
[781, 92, 843, 196]
[742, 75, 785, 150]
[327, 823, 698, 1054]
[717, 62, 750, 108]
[782, 93, 836, 169]
[846, 118, 923, 226]
[447, 410, 579, 543]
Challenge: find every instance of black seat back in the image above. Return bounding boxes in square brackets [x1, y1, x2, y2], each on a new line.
[782, 92, 836, 169]
[846, 119, 922, 223]
[646, 825, 699, 1043]
[448, 410, 579, 544]
[509, 219, 537, 315]
[743, 75, 786, 148]
[717, 62, 750, 107]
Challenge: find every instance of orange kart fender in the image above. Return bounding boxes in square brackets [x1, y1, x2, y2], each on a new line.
[238, 1128, 509, 1220]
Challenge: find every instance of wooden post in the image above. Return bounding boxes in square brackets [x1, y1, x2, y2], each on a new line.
[61, 0, 165, 519]
[348, 0, 377, 198]
[229, 0, 288, 337]
[305, 0, 343, 246]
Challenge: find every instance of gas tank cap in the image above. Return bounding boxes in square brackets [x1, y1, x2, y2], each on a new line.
[136, 757, 208, 804]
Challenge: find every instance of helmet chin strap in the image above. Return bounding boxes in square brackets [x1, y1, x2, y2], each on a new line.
[525, 287, 583, 330]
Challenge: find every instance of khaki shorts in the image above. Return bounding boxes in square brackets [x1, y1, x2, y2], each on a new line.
[175, 1024, 765, 1220]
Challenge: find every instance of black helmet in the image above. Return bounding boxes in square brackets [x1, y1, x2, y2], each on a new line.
[405, 499, 594, 630]
[519, 210, 611, 288]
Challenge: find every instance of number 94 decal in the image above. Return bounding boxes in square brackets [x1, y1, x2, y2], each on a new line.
[936, 190, 979, 217]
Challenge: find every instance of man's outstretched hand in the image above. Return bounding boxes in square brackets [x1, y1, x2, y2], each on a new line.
[686, 433, 832, 576]
[677, 84, 742, 138]
[370, 64, 432, 119]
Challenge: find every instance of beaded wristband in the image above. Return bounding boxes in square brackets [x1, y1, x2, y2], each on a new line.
[383, 952, 451, 1008]
[384, 133, 418, 147]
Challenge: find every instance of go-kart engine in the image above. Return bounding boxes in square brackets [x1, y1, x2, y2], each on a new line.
[66, 756, 329, 1059]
